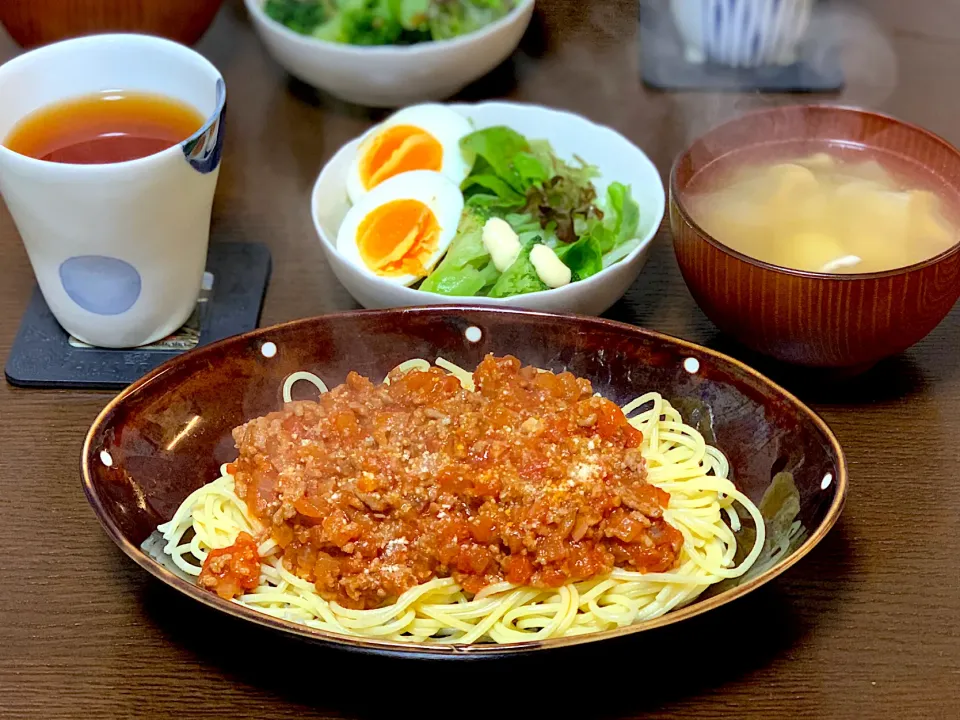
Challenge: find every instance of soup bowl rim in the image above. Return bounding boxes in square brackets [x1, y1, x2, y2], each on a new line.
[669, 103, 960, 282]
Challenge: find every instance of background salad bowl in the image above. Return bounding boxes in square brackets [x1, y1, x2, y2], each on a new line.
[312, 101, 666, 315]
[244, 0, 536, 107]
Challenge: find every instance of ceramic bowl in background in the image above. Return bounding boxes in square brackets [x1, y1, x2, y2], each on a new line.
[0, 0, 224, 48]
[244, 0, 535, 107]
[312, 101, 665, 315]
[671, 104, 960, 369]
[82, 306, 846, 657]
[669, 0, 813, 68]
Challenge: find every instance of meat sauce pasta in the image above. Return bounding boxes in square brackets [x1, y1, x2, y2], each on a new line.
[148, 355, 764, 644]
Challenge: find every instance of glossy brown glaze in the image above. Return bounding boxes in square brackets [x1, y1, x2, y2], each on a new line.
[0, 0, 224, 47]
[671, 105, 960, 368]
[81, 307, 846, 658]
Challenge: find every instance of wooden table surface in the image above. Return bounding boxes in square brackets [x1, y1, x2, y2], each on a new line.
[2, 1, 959, 718]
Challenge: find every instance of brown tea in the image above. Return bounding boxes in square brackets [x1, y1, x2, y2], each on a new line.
[3, 90, 206, 164]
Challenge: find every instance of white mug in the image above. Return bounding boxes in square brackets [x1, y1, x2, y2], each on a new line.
[0, 34, 226, 348]
[670, 0, 814, 68]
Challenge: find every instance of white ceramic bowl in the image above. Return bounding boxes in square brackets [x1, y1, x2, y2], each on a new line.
[311, 101, 665, 315]
[244, 0, 535, 107]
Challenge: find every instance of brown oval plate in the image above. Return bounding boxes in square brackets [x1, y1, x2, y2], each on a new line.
[82, 306, 846, 658]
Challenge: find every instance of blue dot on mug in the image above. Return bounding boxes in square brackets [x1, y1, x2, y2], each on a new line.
[59, 255, 141, 315]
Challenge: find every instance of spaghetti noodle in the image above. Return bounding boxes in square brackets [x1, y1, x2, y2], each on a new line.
[150, 358, 765, 644]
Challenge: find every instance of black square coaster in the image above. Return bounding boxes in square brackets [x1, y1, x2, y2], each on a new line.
[5, 242, 271, 389]
[640, 0, 844, 92]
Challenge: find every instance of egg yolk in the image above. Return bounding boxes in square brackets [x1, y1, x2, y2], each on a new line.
[359, 125, 444, 191]
[357, 199, 440, 277]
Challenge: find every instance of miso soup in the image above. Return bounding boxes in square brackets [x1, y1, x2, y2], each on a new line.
[685, 149, 958, 274]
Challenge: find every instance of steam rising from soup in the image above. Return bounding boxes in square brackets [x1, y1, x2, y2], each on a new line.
[686, 152, 957, 273]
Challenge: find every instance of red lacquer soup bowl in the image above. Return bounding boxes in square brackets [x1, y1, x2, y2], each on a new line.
[0, 0, 224, 48]
[671, 105, 960, 369]
[82, 307, 846, 658]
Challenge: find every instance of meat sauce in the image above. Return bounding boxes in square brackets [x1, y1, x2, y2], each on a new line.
[198, 531, 261, 600]
[208, 355, 683, 609]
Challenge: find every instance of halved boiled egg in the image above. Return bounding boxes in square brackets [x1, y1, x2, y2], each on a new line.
[346, 104, 472, 205]
[337, 170, 464, 286]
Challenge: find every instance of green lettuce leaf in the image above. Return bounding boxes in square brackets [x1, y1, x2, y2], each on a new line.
[503, 212, 545, 242]
[420, 262, 499, 296]
[461, 172, 525, 210]
[488, 239, 548, 298]
[264, 0, 514, 44]
[427, 0, 516, 41]
[602, 238, 641, 268]
[503, 213, 540, 233]
[513, 151, 549, 186]
[606, 181, 640, 248]
[312, 14, 346, 41]
[459, 129, 601, 243]
[573, 182, 642, 260]
[529, 141, 600, 189]
[460, 126, 534, 195]
[556, 234, 603, 281]
[419, 210, 497, 296]
[420, 211, 555, 298]
[395, 0, 429, 29]
[340, 0, 405, 45]
[264, 0, 333, 34]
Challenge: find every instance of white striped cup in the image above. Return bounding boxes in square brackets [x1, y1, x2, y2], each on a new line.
[670, 0, 814, 68]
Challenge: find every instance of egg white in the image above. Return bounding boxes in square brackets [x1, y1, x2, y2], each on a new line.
[345, 104, 473, 205]
[337, 169, 465, 287]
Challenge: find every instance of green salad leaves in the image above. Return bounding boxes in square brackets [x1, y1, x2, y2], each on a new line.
[419, 125, 642, 298]
[264, 0, 516, 45]
[488, 239, 548, 298]
[418, 211, 496, 296]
